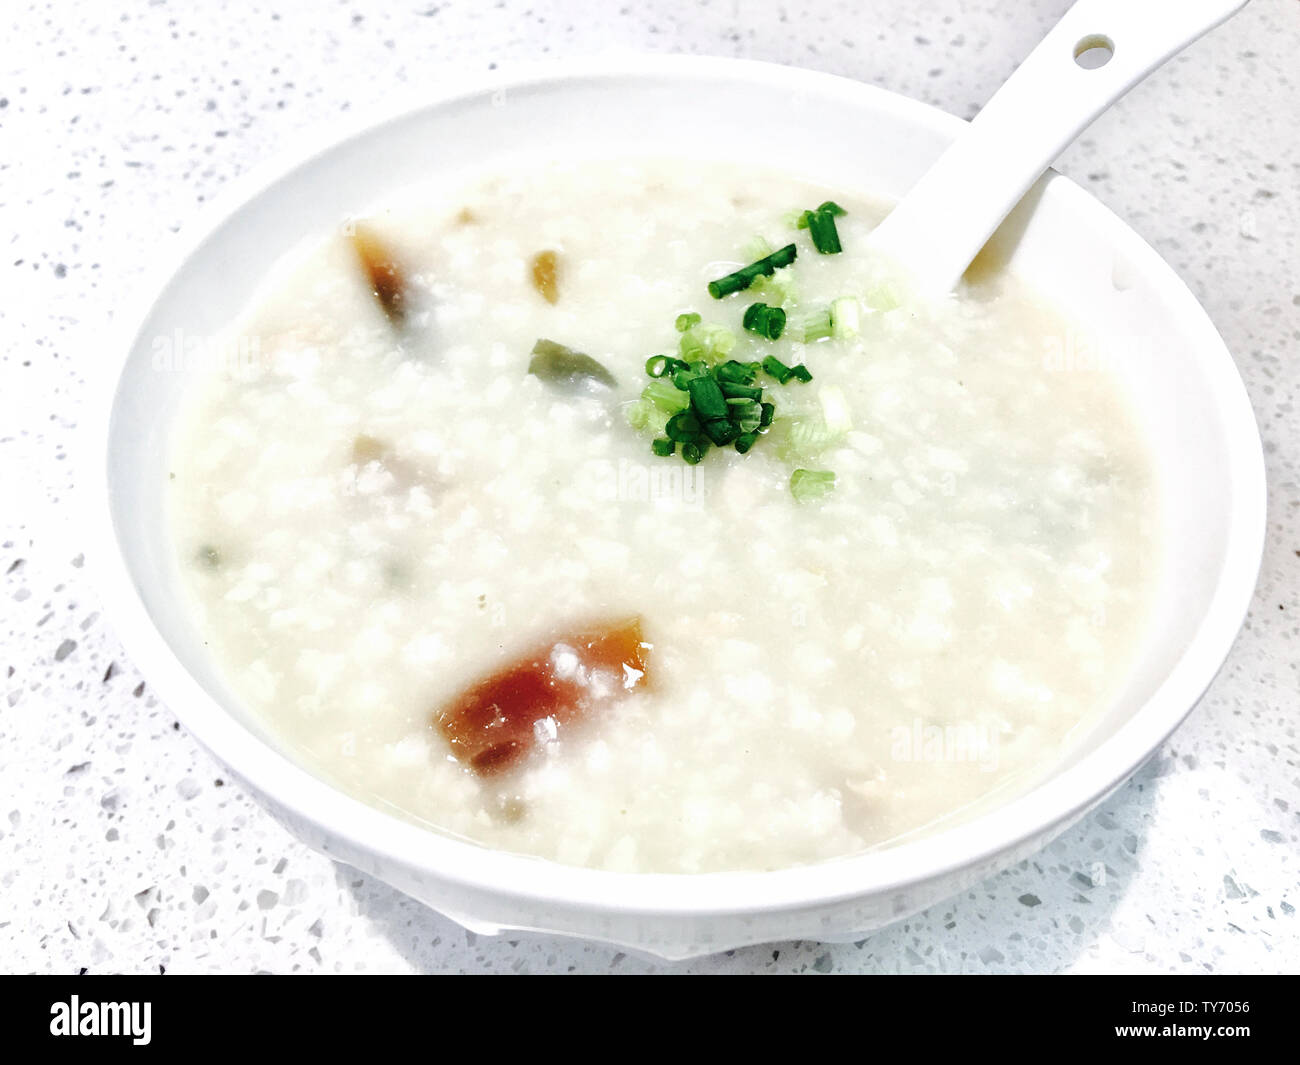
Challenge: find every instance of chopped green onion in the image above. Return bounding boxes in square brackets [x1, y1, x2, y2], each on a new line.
[810, 216, 837, 256]
[642, 378, 691, 414]
[776, 410, 846, 460]
[830, 296, 860, 340]
[742, 302, 787, 341]
[799, 308, 834, 343]
[750, 265, 797, 306]
[686, 375, 730, 422]
[798, 204, 844, 254]
[729, 399, 763, 434]
[628, 218, 861, 467]
[761, 355, 812, 385]
[665, 411, 703, 442]
[707, 244, 798, 299]
[703, 418, 741, 446]
[719, 381, 763, 401]
[715, 360, 757, 385]
[646, 354, 689, 378]
[623, 398, 655, 431]
[761, 355, 795, 385]
[671, 360, 709, 390]
[790, 468, 837, 503]
[697, 322, 737, 358]
[679, 320, 736, 363]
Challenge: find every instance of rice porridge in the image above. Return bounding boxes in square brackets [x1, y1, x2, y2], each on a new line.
[168, 160, 1159, 873]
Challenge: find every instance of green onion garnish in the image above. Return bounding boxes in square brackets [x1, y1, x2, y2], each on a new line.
[703, 418, 741, 446]
[707, 244, 798, 299]
[761, 355, 813, 385]
[678, 320, 736, 362]
[742, 302, 787, 341]
[686, 375, 730, 422]
[624, 398, 654, 431]
[799, 308, 834, 343]
[830, 296, 860, 340]
[790, 468, 837, 503]
[808, 212, 841, 254]
[730, 400, 763, 434]
[632, 245, 846, 465]
[761, 355, 793, 384]
[642, 378, 690, 414]
[646, 354, 690, 378]
[715, 360, 758, 385]
[678, 329, 705, 362]
[750, 265, 797, 307]
[719, 381, 763, 401]
[796, 203, 846, 255]
[672, 361, 709, 391]
[666, 410, 702, 442]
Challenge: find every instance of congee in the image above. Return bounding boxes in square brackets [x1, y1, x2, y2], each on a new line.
[168, 160, 1159, 873]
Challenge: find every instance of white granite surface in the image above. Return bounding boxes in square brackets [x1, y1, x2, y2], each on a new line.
[1, 0, 1296, 974]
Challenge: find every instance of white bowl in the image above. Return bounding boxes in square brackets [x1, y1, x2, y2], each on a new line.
[89, 56, 1266, 959]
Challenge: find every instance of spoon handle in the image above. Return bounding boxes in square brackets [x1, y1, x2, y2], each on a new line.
[867, 0, 1250, 296]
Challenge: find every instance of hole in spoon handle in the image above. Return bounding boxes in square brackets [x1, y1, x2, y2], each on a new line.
[1073, 34, 1115, 69]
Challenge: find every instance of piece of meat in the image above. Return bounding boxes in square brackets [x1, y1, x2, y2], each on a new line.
[435, 618, 649, 776]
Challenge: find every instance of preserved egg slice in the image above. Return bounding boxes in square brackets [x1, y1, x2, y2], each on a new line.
[435, 618, 649, 776]
[348, 224, 408, 326]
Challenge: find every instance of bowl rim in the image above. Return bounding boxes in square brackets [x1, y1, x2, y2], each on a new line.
[87, 53, 1267, 918]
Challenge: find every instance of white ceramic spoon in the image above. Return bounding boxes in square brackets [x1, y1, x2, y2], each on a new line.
[867, 0, 1251, 296]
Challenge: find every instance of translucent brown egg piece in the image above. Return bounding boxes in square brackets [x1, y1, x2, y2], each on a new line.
[348, 224, 407, 325]
[435, 618, 649, 776]
[531, 249, 561, 305]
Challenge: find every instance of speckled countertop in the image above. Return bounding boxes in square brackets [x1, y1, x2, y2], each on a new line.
[2, 0, 1296, 974]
